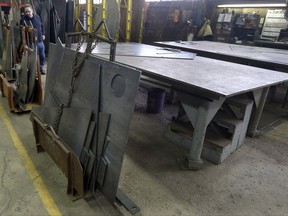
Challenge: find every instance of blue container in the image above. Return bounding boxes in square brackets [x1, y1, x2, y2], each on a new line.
[147, 88, 166, 113]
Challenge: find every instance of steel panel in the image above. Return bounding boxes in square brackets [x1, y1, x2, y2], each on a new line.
[57, 108, 92, 157]
[94, 50, 288, 98]
[33, 39, 141, 203]
[154, 41, 288, 71]
[71, 42, 196, 59]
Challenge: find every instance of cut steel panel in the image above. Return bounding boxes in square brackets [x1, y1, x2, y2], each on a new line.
[33, 39, 141, 203]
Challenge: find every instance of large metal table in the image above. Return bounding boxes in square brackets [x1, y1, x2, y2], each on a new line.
[154, 41, 288, 71]
[74, 42, 288, 170]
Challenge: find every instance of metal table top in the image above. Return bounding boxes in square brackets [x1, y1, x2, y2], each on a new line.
[71, 42, 288, 98]
[110, 56, 288, 97]
[74, 42, 196, 59]
[154, 41, 288, 71]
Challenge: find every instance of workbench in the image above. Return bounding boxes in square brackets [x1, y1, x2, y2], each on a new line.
[154, 41, 288, 72]
[71, 42, 288, 169]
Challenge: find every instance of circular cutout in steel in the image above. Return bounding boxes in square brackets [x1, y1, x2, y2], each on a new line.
[111, 74, 125, 97]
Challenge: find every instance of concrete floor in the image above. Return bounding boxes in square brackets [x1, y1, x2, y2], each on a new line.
[1, 79, 288, 216]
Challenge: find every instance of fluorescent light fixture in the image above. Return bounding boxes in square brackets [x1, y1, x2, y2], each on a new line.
[217, 3, 287, 8]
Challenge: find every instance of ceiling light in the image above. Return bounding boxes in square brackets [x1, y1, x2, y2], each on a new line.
[217, 3, 287, 8]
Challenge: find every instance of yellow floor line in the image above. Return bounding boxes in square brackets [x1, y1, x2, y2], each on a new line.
[0, 103, 62, 216]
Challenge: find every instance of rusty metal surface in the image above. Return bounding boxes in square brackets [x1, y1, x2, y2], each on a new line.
[0, 13, 3, 59]
[0, 5, 42, 112]
[2, 25, 13, 77]
[30, 111, 85, 196]
[13, 26, 38, 109]
[32, 39, 141, 203]
[1, 7, 22, 78]
[0, 74, 14, 109]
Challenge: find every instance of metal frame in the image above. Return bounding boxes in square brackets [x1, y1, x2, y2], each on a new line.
[30, 112, 85, 196]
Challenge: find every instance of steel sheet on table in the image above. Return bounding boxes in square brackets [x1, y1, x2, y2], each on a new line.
[71, 42, 196, 60]
[154, 41, 288, 71]
[89, 43, 288, 99]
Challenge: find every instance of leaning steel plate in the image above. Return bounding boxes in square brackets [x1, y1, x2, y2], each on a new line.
[57, 108, 92, 157]
[39, 38, 141, 203]
[18, 53, 29, 103]
[10, 7, 21, 27]
[31, 106, 59, 126]
[93, 0, 120, 39]
[27, 48, 37, 102]
[0, 14, 3, 58]
[2, 28, 13, 78]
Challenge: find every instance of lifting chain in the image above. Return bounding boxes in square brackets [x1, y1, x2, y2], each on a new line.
[67, 33, 98, 107]
[53, 33, 98, 132]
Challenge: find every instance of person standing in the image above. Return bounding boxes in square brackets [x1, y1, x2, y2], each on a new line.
[20, 4, 46, 75]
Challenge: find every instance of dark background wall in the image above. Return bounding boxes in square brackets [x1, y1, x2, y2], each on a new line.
[142, 1, 203, 44]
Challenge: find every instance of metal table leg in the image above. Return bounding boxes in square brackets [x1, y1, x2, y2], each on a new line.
[247, 87, 269, 137]
[177, 91, 225, 170]
[282, 86, 288, 108]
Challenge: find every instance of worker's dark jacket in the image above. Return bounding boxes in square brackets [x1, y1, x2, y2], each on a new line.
[20, 13, 45, 42]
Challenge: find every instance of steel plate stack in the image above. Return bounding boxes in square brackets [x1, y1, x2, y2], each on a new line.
[30, 39, 141, 204]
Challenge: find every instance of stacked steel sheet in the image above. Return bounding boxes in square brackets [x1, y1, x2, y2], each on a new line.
[30, 39, 141, 205]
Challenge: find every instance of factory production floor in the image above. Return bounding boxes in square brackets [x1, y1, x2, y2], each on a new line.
[1, 75, 288, 216]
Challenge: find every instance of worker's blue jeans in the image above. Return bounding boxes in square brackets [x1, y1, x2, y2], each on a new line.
[38, 41, 45, 70]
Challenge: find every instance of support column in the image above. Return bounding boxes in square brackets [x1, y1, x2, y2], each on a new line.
[247, 87, 270, 137]
[74, 0, 80, 31]
[87, 0, 93, 32]
[102, 0, 107, 36]
[125, 0, 132, 41]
